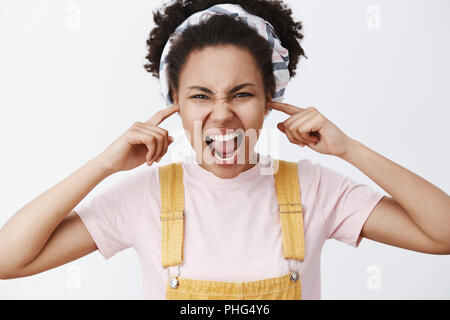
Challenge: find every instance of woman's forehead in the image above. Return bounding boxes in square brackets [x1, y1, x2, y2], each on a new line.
[179, 46, 264, 91]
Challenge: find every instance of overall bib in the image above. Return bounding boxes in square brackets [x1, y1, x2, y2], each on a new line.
[158, 159, 305, 300]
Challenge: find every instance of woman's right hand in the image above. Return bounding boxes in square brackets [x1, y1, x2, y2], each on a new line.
[96, 104, 179, 174]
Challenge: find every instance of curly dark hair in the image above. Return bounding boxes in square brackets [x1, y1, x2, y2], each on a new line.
[143, 0, 306, 103]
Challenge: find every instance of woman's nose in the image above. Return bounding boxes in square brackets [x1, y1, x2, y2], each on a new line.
[208, 100, 235, 123]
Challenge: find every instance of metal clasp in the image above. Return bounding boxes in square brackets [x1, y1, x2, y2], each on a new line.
[167, 265, 180, 289]
[290, 271, 299, 282]
[288, 259, 299, 282]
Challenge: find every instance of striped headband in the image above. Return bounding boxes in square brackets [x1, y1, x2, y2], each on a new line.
[158, 3, 290, 112]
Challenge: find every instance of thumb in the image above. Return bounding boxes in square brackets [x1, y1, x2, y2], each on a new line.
[277, 122, 285, 133]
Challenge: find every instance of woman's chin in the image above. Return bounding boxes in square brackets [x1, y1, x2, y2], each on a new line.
[202, 150, 245, 179]
[197, 142, 260, 179]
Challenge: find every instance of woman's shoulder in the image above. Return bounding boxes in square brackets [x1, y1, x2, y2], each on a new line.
[297, 158, 353, 192]
[99, 163, 161, 201]
[273, 156, 344, 191]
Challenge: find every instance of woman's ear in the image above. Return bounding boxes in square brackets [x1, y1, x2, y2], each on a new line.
[264, 96, 272, 115]
[171, 90, 180, 114]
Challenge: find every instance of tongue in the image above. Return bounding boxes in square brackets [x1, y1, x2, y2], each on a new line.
[211, 138, 237, 154]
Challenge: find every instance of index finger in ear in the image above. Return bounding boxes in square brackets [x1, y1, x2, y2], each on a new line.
[267, 101, 306, 116]
[145, 104, 179, 127]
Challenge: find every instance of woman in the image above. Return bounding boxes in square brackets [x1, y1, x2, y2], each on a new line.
[0, 0, 448, 299]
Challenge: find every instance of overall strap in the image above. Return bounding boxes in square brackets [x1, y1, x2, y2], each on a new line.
[273, 159, 305, 261]
[159, 162, 184, 268]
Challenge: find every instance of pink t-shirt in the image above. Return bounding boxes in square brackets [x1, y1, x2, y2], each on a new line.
[74, 154, 384, 299]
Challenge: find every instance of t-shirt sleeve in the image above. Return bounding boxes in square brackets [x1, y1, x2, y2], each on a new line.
[73, 167, 150, 259]
[300, 159, 385, 248]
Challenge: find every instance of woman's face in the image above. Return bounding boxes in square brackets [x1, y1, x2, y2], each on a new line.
[172, 45, 271, 179]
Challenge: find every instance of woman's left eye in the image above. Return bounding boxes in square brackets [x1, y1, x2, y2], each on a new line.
[235, 92, 253, 98]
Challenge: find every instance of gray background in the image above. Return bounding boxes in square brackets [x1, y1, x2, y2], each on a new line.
[0, 0, 449, 299]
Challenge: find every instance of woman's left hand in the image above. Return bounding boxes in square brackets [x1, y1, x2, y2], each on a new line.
[268, 101, 355, 158]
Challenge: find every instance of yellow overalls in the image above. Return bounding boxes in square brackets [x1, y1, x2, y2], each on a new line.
[158, 159, 305, 300]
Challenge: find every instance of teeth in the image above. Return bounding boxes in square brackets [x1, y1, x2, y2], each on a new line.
[214, 149, 238, 161]
[208, 132, 239, 142]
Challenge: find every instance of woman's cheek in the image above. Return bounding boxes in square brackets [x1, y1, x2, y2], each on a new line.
[180, 105, 209, 142]
[236, 101, 265, 125]
[181, 103, 208, 123]
[183, 102, 211, 117]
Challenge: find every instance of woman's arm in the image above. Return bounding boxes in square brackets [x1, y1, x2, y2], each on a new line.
[269, 102, 450, 254]
[0, 156, 112, 279]
[341, 140, 450, 254]
[0, 105, 178, 279]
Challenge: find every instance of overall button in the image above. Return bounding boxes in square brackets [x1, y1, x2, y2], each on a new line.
[290, 271, 299, 282]
[169, 277, 179, 289]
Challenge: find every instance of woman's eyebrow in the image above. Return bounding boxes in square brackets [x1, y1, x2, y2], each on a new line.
[188, 83, 256, 94]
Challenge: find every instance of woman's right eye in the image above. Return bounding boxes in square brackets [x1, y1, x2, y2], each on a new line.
[191, 94, 208, 100]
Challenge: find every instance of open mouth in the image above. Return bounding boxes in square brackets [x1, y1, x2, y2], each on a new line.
[205, 131, 244, 161]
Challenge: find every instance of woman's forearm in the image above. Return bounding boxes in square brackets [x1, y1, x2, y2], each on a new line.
[340, 139, 450, 246]
[0, 156, 112, 273]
